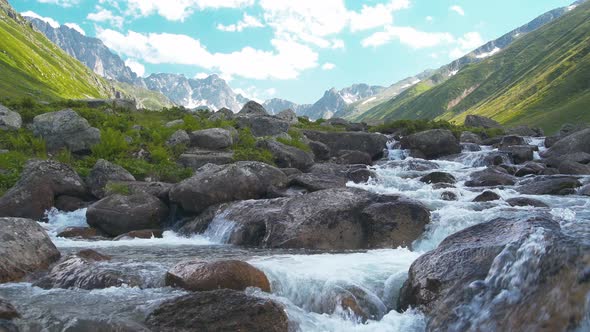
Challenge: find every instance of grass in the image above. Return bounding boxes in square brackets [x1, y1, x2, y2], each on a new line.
[277, 129, 312, 152]
[370, 119, 505, 139]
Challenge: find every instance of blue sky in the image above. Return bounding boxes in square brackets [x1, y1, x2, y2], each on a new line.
[13, 0, 574, 104]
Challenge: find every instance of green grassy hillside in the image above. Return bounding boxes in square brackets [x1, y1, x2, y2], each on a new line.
[360, 1, 590, 133]
[0, 0, 113, 101]
[114, 82, 176, 110]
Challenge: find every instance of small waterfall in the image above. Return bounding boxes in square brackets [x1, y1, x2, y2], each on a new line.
[202, 212, 237, 243]
[387, 139, 409, 161]
[44, 207, 89, 234]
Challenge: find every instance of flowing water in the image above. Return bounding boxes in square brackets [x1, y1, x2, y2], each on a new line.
[1, 137, 589, 331]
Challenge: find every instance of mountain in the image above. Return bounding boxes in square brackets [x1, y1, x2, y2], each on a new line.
[357, 0, 590, 133]
[263, 98, 311, 115]
[112, 82, 175, 110]
[136, 73, 248, 111]
[354, 1, 583, 124]
[0, 0, 113, 100]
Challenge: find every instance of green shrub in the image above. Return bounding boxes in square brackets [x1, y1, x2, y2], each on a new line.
[91, 128, 129, 160]
[232, 128, 275, 165]
[277, 129, 311, 152]
[0, 151, 29, 194]
[104, 182, 131, 196]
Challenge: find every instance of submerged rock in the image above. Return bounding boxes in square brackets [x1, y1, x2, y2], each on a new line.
[0, 217, 60, 283]
[0, 297, 19, 320]
[505, 197, 549, 208]
[166, 260, 270, 292]
[401, 129, 461, 160]
[145, 289, 289, 332]
[420, 172, 456, 185]
[473, 191, 501, 202]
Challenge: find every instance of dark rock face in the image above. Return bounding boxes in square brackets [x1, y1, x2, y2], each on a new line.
[473, 191, 501, 202]
[87, 159, 135, 198]
[166, 260, 270, 292]
[182, 188, 430, 250]
[308, 140, 330, 161]
[506, 197, 549, 208]
[303, 130, 387, 160]
[0, 218, 60, 283]
[169, 161, 288, 214]
[499, 145, 535, 164]
[189, 128, 233, 150]
[464, 115, 502, 129]
[34, 250, 139, 290]
[401, 129, 461, 160]
[0, 159, 87, 220]
[86, 193, 169, 237]
[517, 176, 582, 195]
[289, 164, 372, 192]
[398, 215, 589, 331]
[0, 297, 19, 320]
[145, 289, 289, 332]
[542, 128, 590, 158]
[420, 172, 456, 185]
[465, 167, 516, 187]
[256, 139, 314, 171]
[32, 109, 100, 153]
[54, 195, 89, 212]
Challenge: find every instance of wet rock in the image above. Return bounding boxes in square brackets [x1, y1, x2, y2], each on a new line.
[498, 135, 526, 148]
[505, 197, 549, 208]
[178, 149, 234, 170]
[54, 195, 89, 212]
[479, 152, 510, 167]
[170, 161, 288, 214]
[579, 184, 590, 196]
[34, 249, 140, 290]
[113, 229, 164, 240]
[0, 217, 60, 283]
[441, 191, 458, 201]
[460, 131, 481, 144]
[57, 227, 106, 239]
[334, 150, 372, 165]
[165, 129, 190, 148]
[86, 193, 169, 237]
[542, 128, 590, 159]
[401, 129, 461, 160]
[0, 159, 87, 220]
[558, 160, 590, 175]
[543, 152, 590, 168]
[87, 159, 135, 198]
[384, 159, 440, 172]
[517, 176, 582, 195]
[461, 143, 481, 152]
[256, 139, 314, 171]
[514, 162, 546, 177]
[166, 260, 270, 292]
[420, 172, 456, 185]
[302, 130, 387, 160]
[398, 215, 589, 331]
[0, 104, 22, 131]
[0, 298, 18, 320]
[236, 115, 290, 137]
[465, 167, 516, 187]
[324, 284, 386, 322]
[189, 128, 233, 150]
[473, 191, 501, 202]
[497, 164, 518, 175]
[238, 101, 268, 116]
[145, 289, 288, 332]
[165, 119, 184, 128]
[464, 115, 502, 129]
[545, 124, 589, 148]
[290, 164, 372, 192]
[275, 109, 299, 125]
[32, 109, 100, 153]
[308, 140, 330, 161]
[499, 145, 535, 164]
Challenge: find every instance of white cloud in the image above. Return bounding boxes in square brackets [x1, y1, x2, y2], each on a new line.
[450, 5, 465, 16]
[124, 58, 145, 77]
[331, 39, 345, 49]
[87, 9, 124, 28]
[37, 0, 79, 7]
[217, 13, 264, 32]
[449, 31, 484, 58]
[194, 72, 210, 79]
[21, 11, 60, 28]
[349, 0, 410, 32]
[426, 16, 434, 22]
[125, 0, 255, 21]
[322, 63, 336, 70]
[98, 29, 318, 80]
[64, 23, 86, 35]
[362, 26, 455, 48]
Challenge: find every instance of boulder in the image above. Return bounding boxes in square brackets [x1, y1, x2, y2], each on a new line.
[165, 129, 190, 147]
[514, 162, 546, 177]
[334, 150, 372, 165]
[505, 197, 549, 208]
[32, 109, 100, 153]
[401, 129, 461, 159]
[0, 217, 60, 283]
[34, 249, 140, 290]
[182, 188, 430, 250]
[308, 140, 331, 161]
[420, 172, 456, 185]
[170, 161, 288, 214]
[275, 109, 299, 125]
[464, 115, 502, 129]
[54, 195, 89, 212]
[398, 215, 589, 331]
[87, 159, 135, 198]
[166, 260, 270, 292]
[465, 167, 516, 187]
[189, 128, 233, 150]
[238, 101, 268, 116]
[145, 290, 288, 332]
[0, 297, 19, 320]
[113, 229, 164, 240]
[461, 143, 481, 152]
[209, 108, 235, 121]
[165, 119, 184, 128]
[473, 191, 501, 202]
[57, 227, 106, 239]
[178, 150, 234, 170]
[558, 160, 590, 175]
[506, 126, 544, 137]
[236, 115, 290, 137]
[543, 152, 590, 168]
[105, 181, 173, 202]
[0, 104, 22, 130]
[517, 176, 582, 195]
[498, 135, 526, 148]
[303, 130, 387, 160]
[441, 191, 458, 201]
[460, 131, 481, 144]
[0, 159, 87, 219]
[86, 193, 169, 237]
[290, 164, 372, 192]
[542, 128, 590, 159]
[499, 145, 535, 164]
[256, 140, 314, 171]
[579, 184, 590, 196]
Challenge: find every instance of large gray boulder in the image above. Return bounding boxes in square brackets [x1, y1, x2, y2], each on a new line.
[0, 217, 60, 283]
[0, 159, 87, 219]
[302, 130, 387, 160]
[275, 109, 299, 124]
[238, 101, 268, 116]
[517, 176, 582, 195]
[165, 129, 190, 147]
[0, 104, 22, 130]
[87, 159, 135, 198]
[256, 139, 314, 171]
[32, 109, 100, 153]
[169, 161, 288, 214]
[86, 193, 169, 237]
[178, 150, 234, 170]
[290, 163, 372, 192]
[465, 167, 516, 187]
[398, 214, 589, 331]
[182, 188, 430, 250]
[236, 115, 290, 137]
[189, 128, 233, 150]
[146, 290, 288, 332]
[499, 145, 535, 164]
[542, 128, 590, 159]
[401, 129, 461, 159]
[464, 115, 502, 129]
